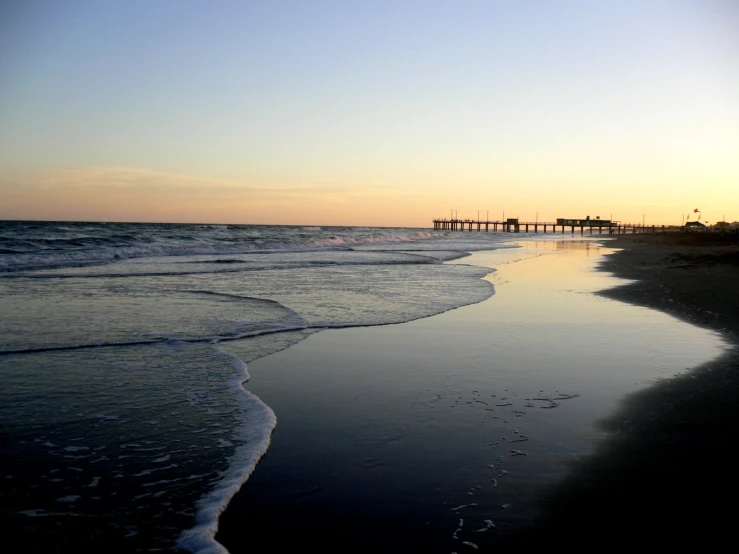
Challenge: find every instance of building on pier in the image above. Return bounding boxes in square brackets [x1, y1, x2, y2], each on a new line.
[685, 221, 706, 230]
[556, 216, 614, 227]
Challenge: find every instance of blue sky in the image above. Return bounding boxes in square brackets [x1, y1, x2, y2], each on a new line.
[1, 1, 737, 225]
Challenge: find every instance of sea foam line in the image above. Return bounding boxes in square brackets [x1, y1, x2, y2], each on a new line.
[0, 325, 310, 355]
[176, 351, 276, 554]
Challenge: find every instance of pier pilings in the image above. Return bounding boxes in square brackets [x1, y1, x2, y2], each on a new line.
[432, 220, 678, 234]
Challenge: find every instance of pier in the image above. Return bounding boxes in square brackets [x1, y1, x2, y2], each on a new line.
[432, 219, 681, 235]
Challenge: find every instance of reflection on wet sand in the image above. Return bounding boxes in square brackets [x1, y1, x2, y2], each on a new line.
[500, 233, 739, 549]
[216, 240, 724, 553]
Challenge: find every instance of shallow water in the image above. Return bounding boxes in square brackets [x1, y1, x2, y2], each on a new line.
[0, 223, 519, 552]
[216, 240, 724, 552]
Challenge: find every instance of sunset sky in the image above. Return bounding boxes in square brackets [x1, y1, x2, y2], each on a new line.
[1, 0, 737, 227]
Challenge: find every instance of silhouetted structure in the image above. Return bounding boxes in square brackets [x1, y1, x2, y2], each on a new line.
[431, 216, 679, 234]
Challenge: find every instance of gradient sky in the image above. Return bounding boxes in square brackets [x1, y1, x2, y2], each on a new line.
[1, 0, 737, 226]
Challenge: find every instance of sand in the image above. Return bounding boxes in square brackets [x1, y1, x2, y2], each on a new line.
[505, 232, 739, 548]
[600, 232, 739, 340]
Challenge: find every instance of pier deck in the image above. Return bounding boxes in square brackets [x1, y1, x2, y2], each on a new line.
[432, 219, 681, 234]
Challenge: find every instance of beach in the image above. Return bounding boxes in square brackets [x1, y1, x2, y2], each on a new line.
[504, 232, 739, 548]
[600, 232, 739, 340]
[2, 225, 736, 552]
[215, 236, 732, 552]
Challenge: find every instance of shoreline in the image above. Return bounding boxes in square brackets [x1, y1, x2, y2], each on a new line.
[598, 232, 739, 341]
[503, 232, 739, 547]
[213, 239, 727, 552]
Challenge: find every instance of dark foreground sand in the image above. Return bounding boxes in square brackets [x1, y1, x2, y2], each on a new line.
[505, 232, 739, 548]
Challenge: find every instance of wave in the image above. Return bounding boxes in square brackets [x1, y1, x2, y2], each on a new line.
[176, 352, 276, 554]
[0, 221, 515, 553]
[0, 223, 443, 272]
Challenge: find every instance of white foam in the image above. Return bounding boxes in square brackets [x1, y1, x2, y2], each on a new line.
[473, 520, 495, 532]
[451, 503, 477, 512]
[312, 230, 436, 248]
[176, 351, 276, 554]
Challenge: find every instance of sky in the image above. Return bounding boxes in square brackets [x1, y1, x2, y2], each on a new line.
[1, 0, 737, 227]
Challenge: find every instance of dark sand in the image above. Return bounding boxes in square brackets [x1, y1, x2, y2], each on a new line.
[504, 232, 739, 548]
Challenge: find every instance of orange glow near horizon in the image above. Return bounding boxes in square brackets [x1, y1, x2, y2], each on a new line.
[1, 166, 736, 228]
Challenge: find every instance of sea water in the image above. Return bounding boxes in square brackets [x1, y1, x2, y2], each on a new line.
[0, 221, 522, 552]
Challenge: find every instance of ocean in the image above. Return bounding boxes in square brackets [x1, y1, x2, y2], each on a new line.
[0, 221, 523, 552]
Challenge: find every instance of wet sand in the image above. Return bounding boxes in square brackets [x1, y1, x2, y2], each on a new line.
[214, 239, 729, 552]
[599, 232, 739, 340]
[505, 232, 739, 548]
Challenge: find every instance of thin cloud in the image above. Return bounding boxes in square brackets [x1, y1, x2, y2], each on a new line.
[0, 166, 416, 223]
